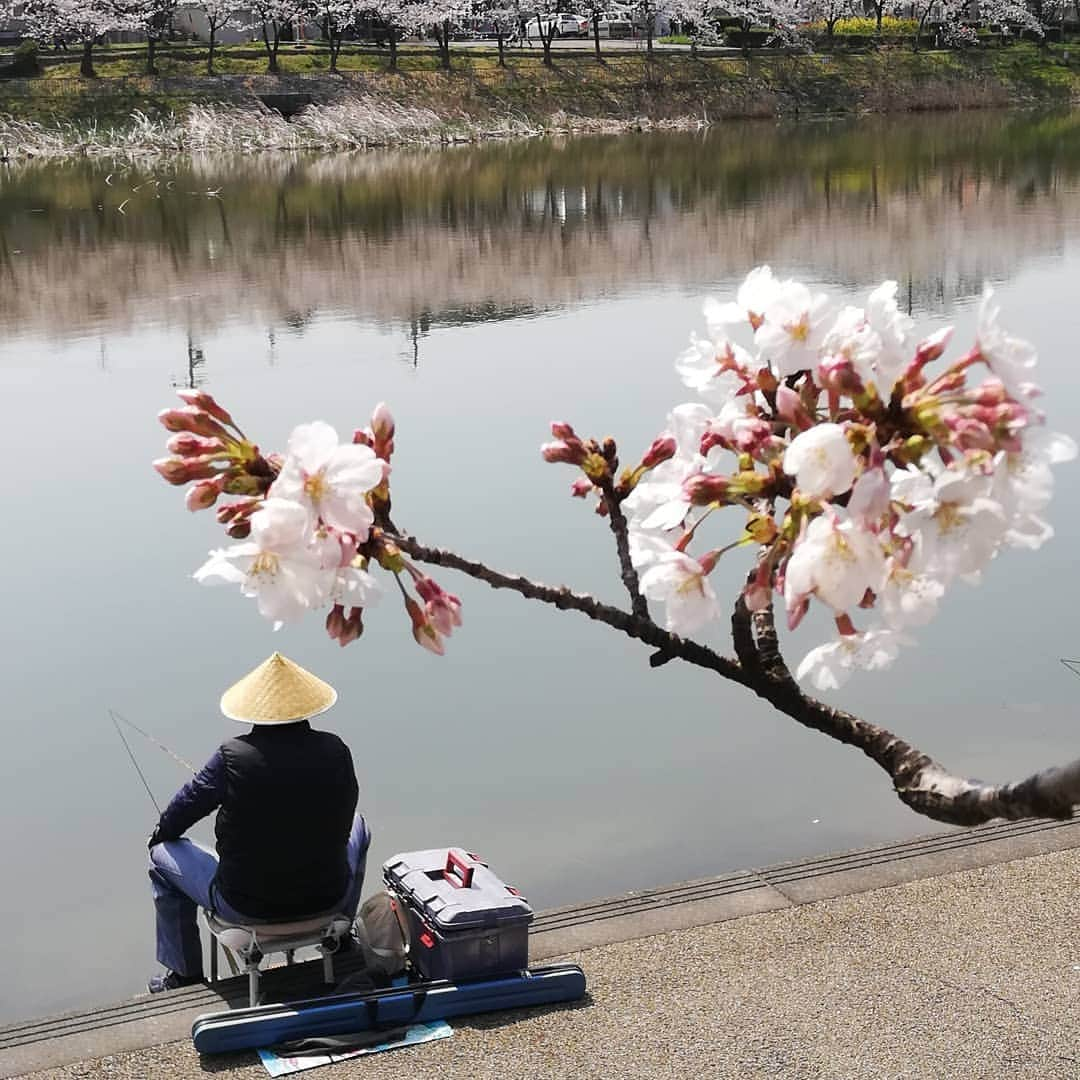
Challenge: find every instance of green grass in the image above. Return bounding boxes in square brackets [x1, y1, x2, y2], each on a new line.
[2, 42, 1078, 143]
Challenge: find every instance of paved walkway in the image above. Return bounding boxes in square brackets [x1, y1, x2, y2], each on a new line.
[17, 843, 1080, 1079]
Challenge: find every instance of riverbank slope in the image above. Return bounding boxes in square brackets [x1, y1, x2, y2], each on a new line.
[6, 817, 1080, 1078]
[2, 44, 1079, 156]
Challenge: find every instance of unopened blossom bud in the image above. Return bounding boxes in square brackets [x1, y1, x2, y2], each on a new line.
[902, 327, 954, 390]
[157, 406, 231, 441]
[352, 428, 374, 448]
[176, 390, 235, 428]
[641, 434, 677, 470]
[541, 441, 588, 466]
[946, 416, 995, 451]
[684, 474, 731, 506]
[153, 456, 222, 485]
[167, 432, 228, 457]
[550, 421, 577, 441]
[818, 354, 864, 397]
[186, 476, 225, 511]
[775, 385, 812, 431]
[326, 603, 347, 641]
[601, 437, 618, 464]
[757, 367, 779, 394]
[370, 402, 395, 460]
[973, 378, 1008, 407]
[226, 518, 252, 539]
[340, 607, 364, 646]
[570, 478, 594, 498]
[415, 576, 463, 636]
[404, 595, 445, 656]
[216, 497, 260, 526]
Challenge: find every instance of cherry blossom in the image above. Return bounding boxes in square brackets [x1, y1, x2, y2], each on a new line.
[270, 421, 384, 537]
[783, 514, 886, 618]
[782, 424, 858, 499]
[194, 498, 329, 626]
[795, 630, 910, 692]
[640, 551, 720, 634]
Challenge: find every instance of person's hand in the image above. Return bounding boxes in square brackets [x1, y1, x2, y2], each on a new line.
[148, 825, 164, 850]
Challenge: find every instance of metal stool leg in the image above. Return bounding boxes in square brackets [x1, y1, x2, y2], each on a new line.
[248, 962, 260, 1008]
[285, 949, 295, 966]
[321, 949, 334, 984]
[210, 937, 218, 984]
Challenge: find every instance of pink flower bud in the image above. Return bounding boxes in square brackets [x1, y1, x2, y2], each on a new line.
[352, 428, 374, 447]
[973, 378, 1008, 407]
[640, 435, 677, 470]
[158, 406, 230, 440]
[226, 519, 252, 539]
[326, 603, 347, 641]
[817, 355, 864, 397]
[371, 402, 394, 441]
[176, 390, 235, 428]
[339, 607, 364, 647]
[415, 577, 463, 636]
[186, 476, 225, 511]
[541, 441, 587, 466]
[684, 474, 731, 506]
[405, 595, 445, 656]
[153, 456, 222, 485]
[550, 421, 577, 441]
[570, 478, 594, 498]
[167, 432, 228, 457]
[775, 384, 813, 431]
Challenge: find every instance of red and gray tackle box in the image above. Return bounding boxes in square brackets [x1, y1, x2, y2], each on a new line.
[383, 848, 532, 981]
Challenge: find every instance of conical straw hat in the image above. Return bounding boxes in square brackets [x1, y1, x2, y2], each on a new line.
[220, 653, 337, 725]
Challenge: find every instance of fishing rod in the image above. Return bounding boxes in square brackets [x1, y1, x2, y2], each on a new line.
[1062, 659, 1080, 680]
[108, 708, 196, 815]
[110, 709, 196, 774]
[110, 709, 163, 815]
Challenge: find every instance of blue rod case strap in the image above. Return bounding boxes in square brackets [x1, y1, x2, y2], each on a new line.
[191, 963, 587, 1055]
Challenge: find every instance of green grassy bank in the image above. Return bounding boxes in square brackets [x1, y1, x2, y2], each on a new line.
[1, 43, 1079, 152]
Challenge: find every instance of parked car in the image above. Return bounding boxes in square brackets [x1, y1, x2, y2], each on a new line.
[596, 11, 633, 36]
[536, 12, 591, 37]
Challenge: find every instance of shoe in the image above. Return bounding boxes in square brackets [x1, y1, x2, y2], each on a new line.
[147, 970, 203, 994]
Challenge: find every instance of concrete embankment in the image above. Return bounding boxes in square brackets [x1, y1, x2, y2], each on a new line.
[3, 815, 1080, 1078]
[1, 45, 1079, 157]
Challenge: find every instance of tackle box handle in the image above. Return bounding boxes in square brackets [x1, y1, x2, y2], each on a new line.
[444, 850, 475, 889]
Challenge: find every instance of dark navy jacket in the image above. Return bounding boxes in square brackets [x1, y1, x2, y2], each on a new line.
[155, 721, 359, 920]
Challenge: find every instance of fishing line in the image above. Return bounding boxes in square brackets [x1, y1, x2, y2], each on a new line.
[109, 708, 162, 815]
[1062, 659, 1080, 680]
[111, 709, 196, 774]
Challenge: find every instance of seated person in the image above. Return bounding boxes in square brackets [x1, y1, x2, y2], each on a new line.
[147, 652, 369, 993]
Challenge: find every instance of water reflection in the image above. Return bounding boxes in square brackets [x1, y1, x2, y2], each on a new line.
[3, 113, 1080, 1025]
[3, 111, 1080, 344]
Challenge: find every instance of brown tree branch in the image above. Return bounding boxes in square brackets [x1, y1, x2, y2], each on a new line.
[598, 478, 649, 620]
[394, 530, 1080, 828]
[391, 532, 746, 684]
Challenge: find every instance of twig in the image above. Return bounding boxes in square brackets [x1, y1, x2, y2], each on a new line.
[598, 477, 648, 619]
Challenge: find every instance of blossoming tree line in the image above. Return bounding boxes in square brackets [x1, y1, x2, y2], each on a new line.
[153, 268, 1080, 828]
[1, 0, 1063, 78]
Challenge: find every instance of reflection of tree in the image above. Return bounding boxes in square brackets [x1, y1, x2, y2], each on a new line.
[3, 111, 1080, 339]
[172, 336, 207, 391]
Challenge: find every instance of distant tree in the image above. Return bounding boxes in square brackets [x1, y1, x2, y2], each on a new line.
[804, 0, 854, 41]
[722, 0, 803, 54]
[200, 0, 240, 73]
[140, 0, 178, 74]
[311, 0, 358, 70]
[481, 0, 522, 64]
[528, 0, 574, 66]
[365, 0, 419, 71]
[412, 0, 471, 68]
[16, 0, 144, 76]
[247, 0, 304, 73]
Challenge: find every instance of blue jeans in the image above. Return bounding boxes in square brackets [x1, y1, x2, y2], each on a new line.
[149, 815, 371, 977]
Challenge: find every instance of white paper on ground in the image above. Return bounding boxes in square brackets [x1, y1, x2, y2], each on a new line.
[257, 1021, 453, 1076]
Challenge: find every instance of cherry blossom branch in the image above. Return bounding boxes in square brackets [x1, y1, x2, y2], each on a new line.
[598, 478, 649, 619]
[388, 531, 746, 683]
[397, 531, 1080, 827]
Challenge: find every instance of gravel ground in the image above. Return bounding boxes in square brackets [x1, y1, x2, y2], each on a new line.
[21, 847, 1080, 1080]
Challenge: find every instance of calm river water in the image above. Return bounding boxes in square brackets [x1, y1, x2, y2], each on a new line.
[3, 111, 1080, 1023]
